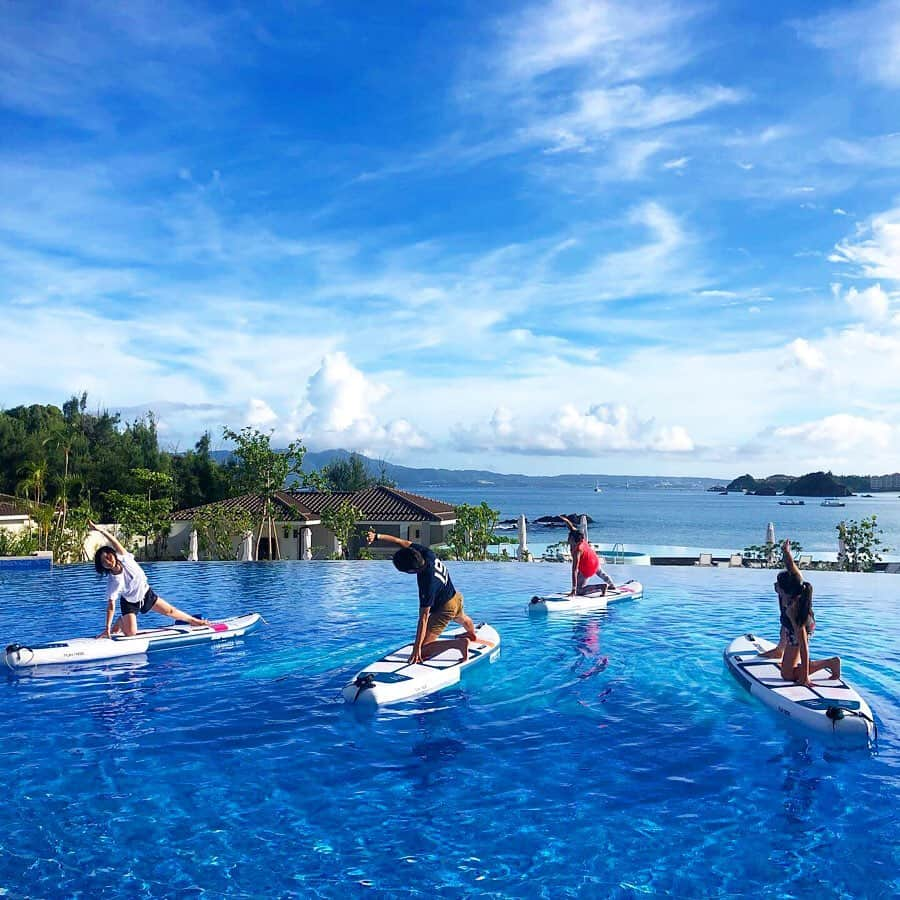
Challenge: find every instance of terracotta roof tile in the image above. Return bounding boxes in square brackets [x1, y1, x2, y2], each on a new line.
[173, 486, 456, 523]
[0, 494, 30, 517]
[173, 492, 318, 522]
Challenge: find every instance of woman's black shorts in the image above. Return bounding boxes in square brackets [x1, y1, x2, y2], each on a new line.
[120, 587, 159, 616]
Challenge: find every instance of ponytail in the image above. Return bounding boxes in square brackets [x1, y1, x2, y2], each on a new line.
[795, 581, 814, 626]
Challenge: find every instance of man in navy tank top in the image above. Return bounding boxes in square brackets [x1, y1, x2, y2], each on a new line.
[366, 530, 485, 664]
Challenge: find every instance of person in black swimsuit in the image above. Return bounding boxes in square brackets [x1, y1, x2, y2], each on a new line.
[759, 539, 841, 686]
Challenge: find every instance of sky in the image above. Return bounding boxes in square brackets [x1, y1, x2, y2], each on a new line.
[4, 0, 900, 478]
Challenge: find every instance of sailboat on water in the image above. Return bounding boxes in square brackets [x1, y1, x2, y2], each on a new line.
[594, 481, 602, 493]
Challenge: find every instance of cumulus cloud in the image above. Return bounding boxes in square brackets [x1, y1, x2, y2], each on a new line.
[452, 402, 695, 456]
[839, 283, 891, 321]
[783, 338, 826, 372]
[296, 353, 428, 452]
[772, 414, 896, 454]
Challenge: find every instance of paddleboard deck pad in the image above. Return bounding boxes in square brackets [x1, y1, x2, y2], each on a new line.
[343, 622, 500, 706]
[5, 613, 262, 670]
[724, 633, 876, 744]
[529, 580, 643, 612]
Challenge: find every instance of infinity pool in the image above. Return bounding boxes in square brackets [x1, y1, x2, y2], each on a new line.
[1, 562, 897, 897]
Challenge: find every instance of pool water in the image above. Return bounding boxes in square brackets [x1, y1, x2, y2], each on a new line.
[1, 562, 898, 897]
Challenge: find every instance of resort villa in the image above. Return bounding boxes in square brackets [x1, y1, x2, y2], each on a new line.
[0, 494, 33, 535]
[169, 485, 457, 560]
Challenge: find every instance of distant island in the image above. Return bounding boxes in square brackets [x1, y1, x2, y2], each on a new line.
[713, 471, 859, 497]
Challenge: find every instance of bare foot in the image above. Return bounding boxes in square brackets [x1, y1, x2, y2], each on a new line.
[826, 658, 841, 681]
[457, 637, 470, 662]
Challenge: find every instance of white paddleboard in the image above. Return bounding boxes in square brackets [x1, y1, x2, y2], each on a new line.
[529, 580, 643, 613]
[342, 622, 500, 707]
[724, 633, 876, 744]
[5, 613, 262, 670]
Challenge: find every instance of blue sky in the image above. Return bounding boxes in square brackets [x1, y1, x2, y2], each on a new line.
[4, 0, 900, 478]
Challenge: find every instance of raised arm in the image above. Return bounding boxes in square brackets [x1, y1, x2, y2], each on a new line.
[559, 515, 576, 532]
[366, 530, 412, 549]
[781, 538, 802, 581]
[89, 520, 125, 555]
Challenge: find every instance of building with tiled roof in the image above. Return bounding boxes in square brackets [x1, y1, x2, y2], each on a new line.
[168, 486, 457, 560]
[0, 494, 34, 531]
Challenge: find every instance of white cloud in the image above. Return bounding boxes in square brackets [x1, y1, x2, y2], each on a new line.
[297, 353, 428, 453]
[830, 207, 900, 281]
[498, 0, 690, 83]
[784, 338, 826, 372]
[841, 283, 891, 321]
[244, 398, 279, 429]
[772, 414, 896, 454]
[663, 156, 690, 170]
[453, 402, 695, 456]
[523, 84, 741, 150]
[799, 1, 900, 88]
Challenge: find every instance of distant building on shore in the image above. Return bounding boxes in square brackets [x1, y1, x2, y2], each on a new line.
[870, 473, 900, 491]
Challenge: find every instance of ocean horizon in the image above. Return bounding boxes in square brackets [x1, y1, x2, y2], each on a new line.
[394, 480, 900, 561]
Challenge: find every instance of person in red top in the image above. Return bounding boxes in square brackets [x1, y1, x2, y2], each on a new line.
[560, 515, 616, 596]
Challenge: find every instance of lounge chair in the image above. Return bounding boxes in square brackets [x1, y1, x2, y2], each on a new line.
[695, 552, 713, 567]
[798, 554, 812, 566]
[728, 553, 744, 567]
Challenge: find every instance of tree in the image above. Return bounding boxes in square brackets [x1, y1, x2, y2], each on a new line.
[223, 426, 310, 560]
[837, 516, 888, 572]
[446, 502, 500, 561]
[193, 504, 253, 561]
[742, 540, 802, 567]
[324, 453, 375, 492]
[104, 468, 174, 559]
[171, 432, 230, 509]
[322, 452, 396, 491]
[320, 500, 363, 559]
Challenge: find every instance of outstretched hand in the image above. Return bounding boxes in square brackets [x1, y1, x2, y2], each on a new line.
[365, 530, 376, 545]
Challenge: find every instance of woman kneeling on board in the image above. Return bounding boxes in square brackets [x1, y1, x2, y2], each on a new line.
[560, 515, 616, 596]
[90, 521, 212, 639]
[366, 530, 484, 664]
[759, 538, 840, 687]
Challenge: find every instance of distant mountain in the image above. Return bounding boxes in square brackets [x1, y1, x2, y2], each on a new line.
[210, 447, 724, 490]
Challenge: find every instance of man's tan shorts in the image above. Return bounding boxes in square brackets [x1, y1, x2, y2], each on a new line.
[425, 591, 464, 637]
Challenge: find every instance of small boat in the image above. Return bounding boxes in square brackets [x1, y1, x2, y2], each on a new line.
[593, 482, 602, 493]
[778, 499, 805, 506]
[821, 498, 846, 507]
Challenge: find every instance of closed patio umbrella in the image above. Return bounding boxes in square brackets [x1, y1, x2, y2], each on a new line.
[765, 522, 775, 564]
[580, 514, 589, 542]
[188, 528, 199, 562]
[241, 531, 254, 561]
[301, 526, 312, 560]
[517, 514, 528, 561]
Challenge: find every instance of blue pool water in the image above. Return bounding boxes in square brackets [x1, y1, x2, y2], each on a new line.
[1, 561, 898, 897]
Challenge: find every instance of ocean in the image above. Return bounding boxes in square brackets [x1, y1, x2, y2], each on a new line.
[397, 481, 900, 560]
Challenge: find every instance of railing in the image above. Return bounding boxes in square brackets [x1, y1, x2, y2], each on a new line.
[610, 542, 625, 564]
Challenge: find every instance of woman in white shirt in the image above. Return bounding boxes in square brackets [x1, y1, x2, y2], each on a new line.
[90, 521, 211, 639]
